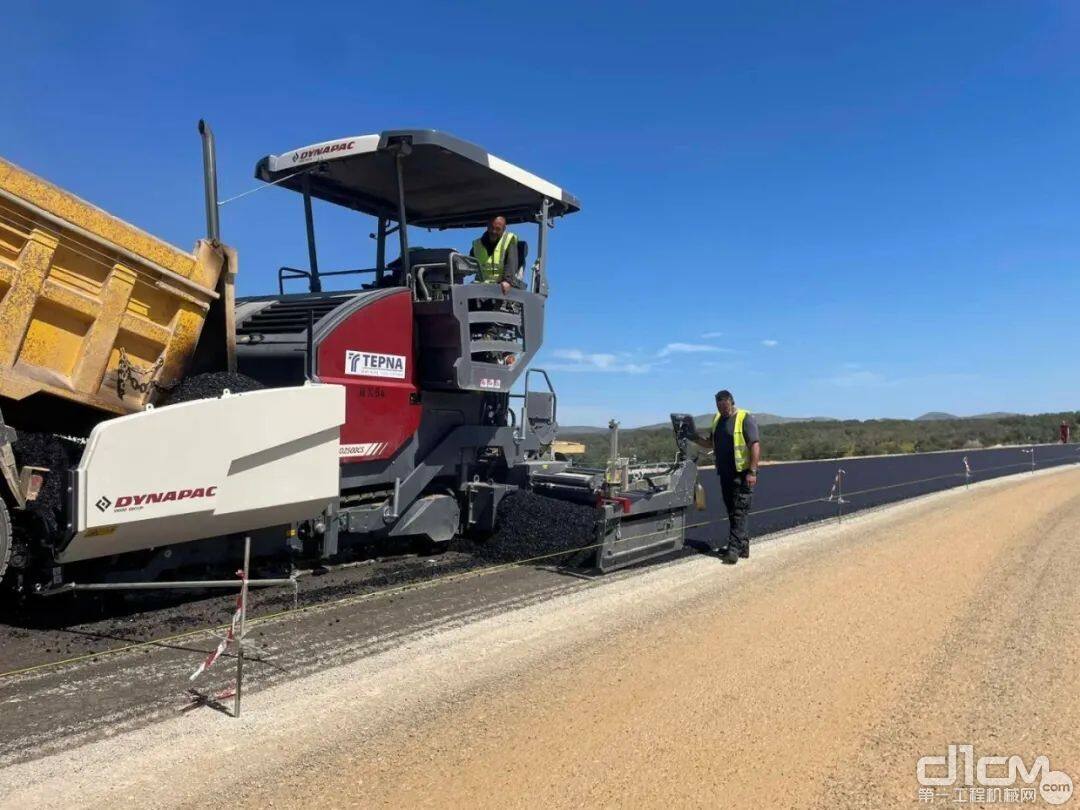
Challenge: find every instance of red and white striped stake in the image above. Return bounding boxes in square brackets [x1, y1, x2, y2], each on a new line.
[825, 469, 847, 502]
[825, 468, 847, 522]
[189, 587, 243, 681]
[234, 538, 251, 718]
[188, 536, 251, 718]
[1021, 447, 1036, 474]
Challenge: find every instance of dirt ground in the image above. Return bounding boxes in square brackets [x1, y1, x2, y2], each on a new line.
[3, 467, 1078, 809]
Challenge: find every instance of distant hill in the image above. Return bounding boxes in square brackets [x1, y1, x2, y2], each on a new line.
[561, 409, 1075, 467]
[750, 413, 837, 426]
[561, 413, 837, 433]
[568, 411, 1023, 432]
[670, 413, 838, 430]
[557, 425, 611, 435]
[916, 411, 1020, 422]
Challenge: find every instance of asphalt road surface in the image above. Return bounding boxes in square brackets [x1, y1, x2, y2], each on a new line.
[1, 465, 1077, 808]
[691, 441, 1078, 545]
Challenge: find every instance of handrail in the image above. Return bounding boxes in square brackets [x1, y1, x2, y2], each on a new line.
[278, 265, 380, 294]
[518, 368, 557, 443]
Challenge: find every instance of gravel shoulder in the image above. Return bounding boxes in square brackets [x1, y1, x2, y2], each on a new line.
[2, 466, 1078, 809]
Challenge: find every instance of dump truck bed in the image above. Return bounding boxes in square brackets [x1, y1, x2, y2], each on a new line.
[0, 157, 231, 417]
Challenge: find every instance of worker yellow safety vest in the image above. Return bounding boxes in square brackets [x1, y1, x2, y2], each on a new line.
[472, 231, 518, 282]
[712, 408, 751, 472]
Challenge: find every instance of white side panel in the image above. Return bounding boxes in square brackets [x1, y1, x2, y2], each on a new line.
[485, 154, 564, 202]
[60, 384, 345, 564]
[267, 135, 380, 172]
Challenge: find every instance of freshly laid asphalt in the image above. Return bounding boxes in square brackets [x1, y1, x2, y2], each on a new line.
[689, 442, 1078, 546]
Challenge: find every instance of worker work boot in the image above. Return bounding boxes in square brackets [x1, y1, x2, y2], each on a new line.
[739, 544, 750, 559]
[721, 546, 740, 565]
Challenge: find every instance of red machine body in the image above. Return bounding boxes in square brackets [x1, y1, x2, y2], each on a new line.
[315, 290, 421, 463]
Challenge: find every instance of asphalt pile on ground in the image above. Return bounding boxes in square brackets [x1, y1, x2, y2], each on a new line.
[11, 433, 82, 537]
[463, 491, 602, 567]
[165, 372, 264, 404]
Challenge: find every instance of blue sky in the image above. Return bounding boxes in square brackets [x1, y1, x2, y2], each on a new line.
[4, 2, 1079, 426]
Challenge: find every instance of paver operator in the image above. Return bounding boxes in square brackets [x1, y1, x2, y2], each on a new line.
[471, 215, 519, 294]
[694, 389, 761, 565]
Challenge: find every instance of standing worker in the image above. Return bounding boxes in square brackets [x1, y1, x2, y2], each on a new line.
[471, 215, 519, 294]
[694, 390, 761, 564]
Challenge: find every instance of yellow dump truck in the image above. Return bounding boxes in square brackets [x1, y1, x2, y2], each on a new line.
[0, 157, 234, 422]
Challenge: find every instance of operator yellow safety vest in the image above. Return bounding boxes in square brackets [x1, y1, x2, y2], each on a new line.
[472, 230, 518, 282]
[712, 408, 751, 472]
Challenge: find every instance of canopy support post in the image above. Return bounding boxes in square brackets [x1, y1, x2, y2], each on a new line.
[302, 174, 322, 293]
[393, 147, 411, 284]
[375, 216, 387, 284]
[535, 197, 550, 296]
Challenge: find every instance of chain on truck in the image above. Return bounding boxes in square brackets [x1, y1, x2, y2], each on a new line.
[0, 125, 702, 605]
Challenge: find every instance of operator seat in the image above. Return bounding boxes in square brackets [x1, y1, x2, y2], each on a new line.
[380, 247, 455, 288]
[514, 240, 529, 287]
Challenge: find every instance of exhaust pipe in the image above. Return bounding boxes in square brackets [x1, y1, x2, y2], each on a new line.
[198, 119, 221, 243]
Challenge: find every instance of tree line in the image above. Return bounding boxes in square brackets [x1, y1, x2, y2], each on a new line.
[565, 412, 1078, 468]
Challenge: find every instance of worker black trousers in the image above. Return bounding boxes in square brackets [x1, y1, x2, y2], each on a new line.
[718, 472, 753, 554]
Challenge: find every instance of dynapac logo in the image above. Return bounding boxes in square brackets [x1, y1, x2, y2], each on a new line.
[345, 350, 407, 380]
[292, 140, 356, 163]
[96, 486, 218, 513]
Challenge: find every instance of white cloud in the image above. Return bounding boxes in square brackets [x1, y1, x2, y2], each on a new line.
[761, 339, 779, 348]
[545, 340, 736, 373]
[700, 331, 724, 339]
[657, 342, 735, 357]
[546, 348, 653, 374]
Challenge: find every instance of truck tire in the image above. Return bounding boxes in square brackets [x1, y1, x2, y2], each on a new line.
[0, 500, 11, 582]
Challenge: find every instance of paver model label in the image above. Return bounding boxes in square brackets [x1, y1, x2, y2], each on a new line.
[345, 350, 407, 379]
[339, 442, 388, 457]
